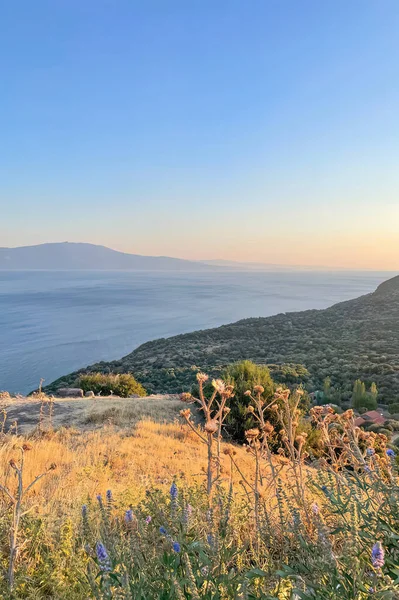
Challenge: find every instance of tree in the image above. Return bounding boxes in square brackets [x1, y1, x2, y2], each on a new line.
[323, 377, 332, 400]
[352, 379, 377, 411]
[370, 382, 378, 403]
[352, 379, 367, 409]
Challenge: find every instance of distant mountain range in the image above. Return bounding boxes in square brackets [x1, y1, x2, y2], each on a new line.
[0, 242, 375, 272]
[0, 242, 216, 271]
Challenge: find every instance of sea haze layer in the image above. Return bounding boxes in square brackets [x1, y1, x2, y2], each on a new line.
[0, 270, 391, 394]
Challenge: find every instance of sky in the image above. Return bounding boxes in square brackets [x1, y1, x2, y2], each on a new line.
[1, 1, 399, 269]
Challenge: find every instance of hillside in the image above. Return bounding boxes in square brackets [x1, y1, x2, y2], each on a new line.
[46, 275, 399, 403]
[0, 242, 216, 271]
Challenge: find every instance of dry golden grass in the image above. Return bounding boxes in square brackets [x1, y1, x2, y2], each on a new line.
[0, 394, 299, 542]
[0, 419, 272, 522]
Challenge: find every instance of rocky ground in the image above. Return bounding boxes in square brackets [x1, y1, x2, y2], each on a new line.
[0, 394, 196, 434]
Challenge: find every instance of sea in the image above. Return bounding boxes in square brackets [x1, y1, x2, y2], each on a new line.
[0, 270, 393, 395]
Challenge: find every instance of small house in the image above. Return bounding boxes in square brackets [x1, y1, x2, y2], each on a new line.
[354, 410, 386, 428]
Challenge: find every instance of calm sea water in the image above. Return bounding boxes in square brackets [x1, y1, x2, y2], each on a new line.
[0, 270, 392, 394]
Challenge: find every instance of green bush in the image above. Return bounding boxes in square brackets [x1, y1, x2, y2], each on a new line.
[388, 403, 399, 414]
[222, 360, 275, 442]
[78, 373, 146, 398]
[366, 424, 382, 433]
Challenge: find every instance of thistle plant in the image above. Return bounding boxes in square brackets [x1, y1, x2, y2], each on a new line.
[38, 394, 54, 434]
[179, 372, 234, 498]
[0, 444, 56, 591]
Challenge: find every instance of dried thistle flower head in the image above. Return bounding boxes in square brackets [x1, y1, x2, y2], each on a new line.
[212, 379, 226, 394]
[247, 405, 255, 413]
[244, 390, 252, 397]
[245, 428, 260, 440]
[9, 459, 17, 469]
[22, 443, 32, 451]
[180, 409, 191, 419]
[223, 407, 231, 414]
[49, 463, 57, 471]
[196, 372, 209, 384]
[342, 409, 354, 420]
[295, 435, 306, 446]
[223, 447, 233, 455]
[204, 420, 218, 434]
[253, 385, 264, 394]
[180, 392, 193, 403]
[262, 422, 274, 435]
[296, 388, 304, 396]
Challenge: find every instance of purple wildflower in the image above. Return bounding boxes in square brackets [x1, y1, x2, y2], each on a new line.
[321, 485, 328, 495]
[387, 448, 396, 458]
[145, 515, 152, 524]
[182, 503, 193, 525]
[159, 526, 167, 536]
[124, 509, 134, 523]
[170, 482, 178, 499]
[96, 494, 102, 502]
[106, 489, 113, 502]
[172, 541, 181, 553]
[82, 504, 88, 518]
[371, 542, 385, 569]
[367, 448, 375, 456]
[96, 541, 111, 572]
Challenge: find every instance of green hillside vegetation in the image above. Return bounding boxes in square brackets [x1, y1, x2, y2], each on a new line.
[45, 275, 399, 405]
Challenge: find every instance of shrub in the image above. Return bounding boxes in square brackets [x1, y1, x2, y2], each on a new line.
[222, 360, 275, 442]
[78, 373, 146, 398]
[366, 424, 383, 433]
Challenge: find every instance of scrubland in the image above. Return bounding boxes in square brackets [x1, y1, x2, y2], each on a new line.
[0, 378, 398, 599]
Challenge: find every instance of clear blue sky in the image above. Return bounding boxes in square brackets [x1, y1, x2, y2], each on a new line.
[1, 1, 399, 268]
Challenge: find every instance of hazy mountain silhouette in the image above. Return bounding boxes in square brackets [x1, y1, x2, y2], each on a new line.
[0, 242, 216, 271]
